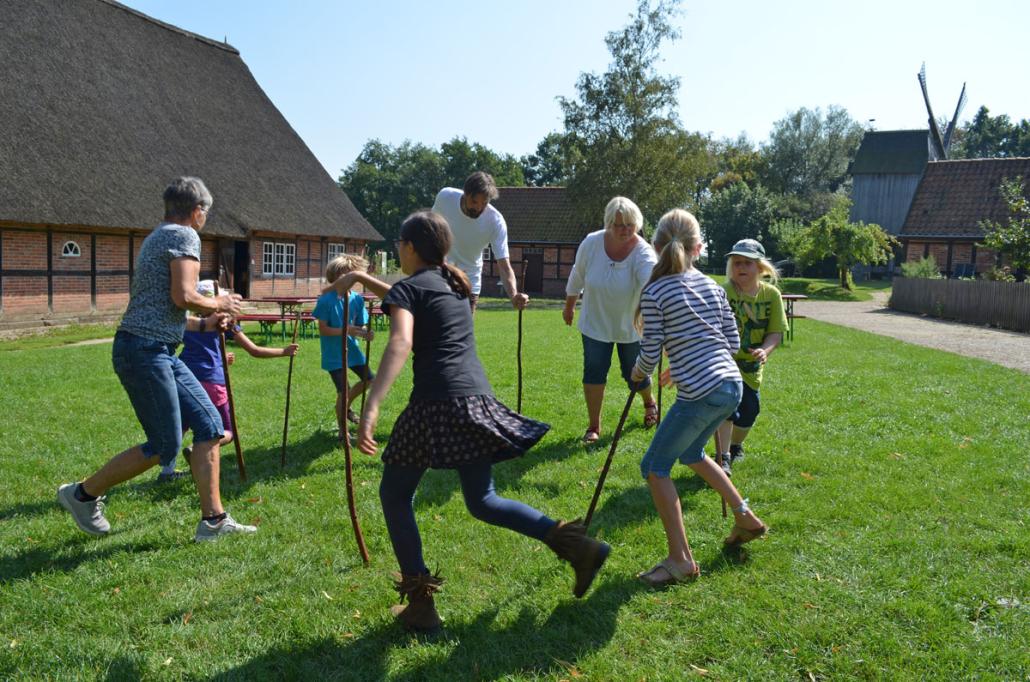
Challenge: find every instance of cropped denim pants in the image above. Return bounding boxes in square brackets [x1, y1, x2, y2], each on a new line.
[639, 378, 742, 479]
[112, 331, 223, 466]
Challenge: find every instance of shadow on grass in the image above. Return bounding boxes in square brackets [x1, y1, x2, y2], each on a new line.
[588, 471, 708, 533]
[0, 535, 164, 585]
[207, 576, 641, 681]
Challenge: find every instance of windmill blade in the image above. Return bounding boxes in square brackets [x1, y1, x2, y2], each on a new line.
[918, 63, 947, 158]
[943, 82, 968, 152]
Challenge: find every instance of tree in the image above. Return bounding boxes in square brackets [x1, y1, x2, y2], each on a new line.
[785, 197, 899, 289]
[698, 182, 776, 263]
[979, 178, 1030, 274]
[956, 106, 1030, 159]
[521, 132, 579, 187]
[339, 137, 524, 245]
[760, 106, 864, 198]
[557, 0, 710, 224]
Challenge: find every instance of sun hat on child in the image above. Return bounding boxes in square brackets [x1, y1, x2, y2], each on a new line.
[725, 239, 766, 260]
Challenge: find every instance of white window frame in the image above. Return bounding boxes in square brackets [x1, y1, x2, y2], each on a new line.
[61, 241, 81, 258]
[327, 242, 346, 264]
[262, 241, 295, 276]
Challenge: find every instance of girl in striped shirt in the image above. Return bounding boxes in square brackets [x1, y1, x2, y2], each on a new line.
[630, 209, 768, 586]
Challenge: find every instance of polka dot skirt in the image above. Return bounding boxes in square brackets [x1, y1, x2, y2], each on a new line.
[382, 395, 551, 469]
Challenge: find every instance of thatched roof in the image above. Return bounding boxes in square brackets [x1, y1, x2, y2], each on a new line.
[491, 187, 592, 244]
[901, 158, 1030, 238]
[850, 130, 933, 175]
[0, 0, 381, 241]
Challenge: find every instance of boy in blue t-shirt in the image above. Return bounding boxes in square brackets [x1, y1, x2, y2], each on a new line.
[313, 255, 375, 438]
[160, 280, 298, 482]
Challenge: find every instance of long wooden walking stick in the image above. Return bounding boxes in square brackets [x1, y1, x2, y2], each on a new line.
[214, 282, 246, 482]
[656, 353, 663, 426]
[279, 311, 302, 468]
[359, 297, 373, 418]
[341, 293, 370, 565]
[584, 387, 638, 531]
[516, 258, 528, 413]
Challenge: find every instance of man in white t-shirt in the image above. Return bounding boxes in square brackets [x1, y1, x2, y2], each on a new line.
[431, 171, 529, 314]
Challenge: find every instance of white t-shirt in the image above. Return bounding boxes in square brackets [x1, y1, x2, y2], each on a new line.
[565, 229, 658, 344]
[432, 187, 509, 295]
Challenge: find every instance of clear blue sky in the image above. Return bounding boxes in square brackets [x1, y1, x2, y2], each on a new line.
[122, 0, 1029, 178]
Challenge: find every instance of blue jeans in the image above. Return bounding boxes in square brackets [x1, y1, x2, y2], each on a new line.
[112, 331, 223, 466]
[379, 460, 557, 575]
[581, 334, 651, 389]
[639, 379, 742, 479]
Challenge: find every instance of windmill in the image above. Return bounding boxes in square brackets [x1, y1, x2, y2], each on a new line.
[918, 63, 967, 159]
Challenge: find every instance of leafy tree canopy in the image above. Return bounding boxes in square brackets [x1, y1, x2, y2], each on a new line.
[955, 106, 1030, 159]
[781, 197, 899, 289]
[979, 177, 1030, 273]
[761, 106, 864, 198]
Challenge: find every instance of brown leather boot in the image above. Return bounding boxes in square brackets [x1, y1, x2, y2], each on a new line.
[389, 571, 444, 632]
[544, 519, 611, 598]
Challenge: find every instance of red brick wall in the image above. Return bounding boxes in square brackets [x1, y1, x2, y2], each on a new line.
[248, 236, 367, 298]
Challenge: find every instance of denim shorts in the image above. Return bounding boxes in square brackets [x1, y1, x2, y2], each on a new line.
[112, 331, 224, 465]
[581, 334, 650, 389]
[639, 378, 742, 479]
[730, 383, 760, 428]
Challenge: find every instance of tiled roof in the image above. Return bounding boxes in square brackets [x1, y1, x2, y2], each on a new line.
[900, 158, 1030, 238]
[491, 187, 593, 244]
[850, 130, 932, 175]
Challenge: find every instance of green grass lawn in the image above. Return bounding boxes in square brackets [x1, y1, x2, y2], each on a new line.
[0, 312, 1027, 680]
[777, 277, 892, 302]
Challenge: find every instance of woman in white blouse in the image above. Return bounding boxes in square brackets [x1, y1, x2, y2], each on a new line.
[563, 196, 659, 444]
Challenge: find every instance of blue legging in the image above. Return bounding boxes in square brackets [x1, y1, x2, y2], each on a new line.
[379, 460, 557, 575]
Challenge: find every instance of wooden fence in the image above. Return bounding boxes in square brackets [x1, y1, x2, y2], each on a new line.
[890, 278, 1030, 333]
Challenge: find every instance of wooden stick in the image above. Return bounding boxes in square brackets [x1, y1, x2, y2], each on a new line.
[341, 293, 370, 565]
[656, 353, 663, 426]
[584, 387, 637, 531]
[279, 311, 301, 468]
[214, 282, 246, 482]
[360, 297, 373, 418]
[516, 258, 528, 413]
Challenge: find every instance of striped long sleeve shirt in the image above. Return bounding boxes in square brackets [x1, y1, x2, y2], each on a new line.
[634, 270, 741, 400]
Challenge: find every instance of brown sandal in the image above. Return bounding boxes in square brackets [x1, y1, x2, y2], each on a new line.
[643, 402, 659, 428]
[637, 559, 700, 587]
[724, 523, 768, 547]
[582, 429, 600, 445]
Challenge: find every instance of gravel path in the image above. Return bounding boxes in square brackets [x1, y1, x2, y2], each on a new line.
[795, 292, 1030, 374]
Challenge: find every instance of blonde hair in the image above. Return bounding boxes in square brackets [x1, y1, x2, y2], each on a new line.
[325, 253, 369, 283]
[603, 196, 644, 233]
[724, 254, 780, 286]
[635, 209, 702, 330]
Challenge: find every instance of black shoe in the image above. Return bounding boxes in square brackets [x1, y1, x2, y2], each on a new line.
[717, 453, 732, 477]
[182, 446, 192, 464]
[157, 470, 190, 483]
[729, 444, 744, 463]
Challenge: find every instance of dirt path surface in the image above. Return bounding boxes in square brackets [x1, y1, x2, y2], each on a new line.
[795, 292, 1030, 373]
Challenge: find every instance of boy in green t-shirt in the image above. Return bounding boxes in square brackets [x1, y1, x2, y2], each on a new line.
[714, 239, 787, 475]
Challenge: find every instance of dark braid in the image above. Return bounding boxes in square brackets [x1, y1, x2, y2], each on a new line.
[399, 211, 471, 298]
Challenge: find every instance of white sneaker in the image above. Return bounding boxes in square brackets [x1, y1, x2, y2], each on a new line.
[57, 483, 111, 536]
[194, 513, 257, 542]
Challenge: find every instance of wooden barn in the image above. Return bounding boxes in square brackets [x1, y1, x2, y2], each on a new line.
[480, 187, 592, 298]
[0, 0, 380, 326]
[899, 158, 1029, 276]
[849, 130, 934, 276]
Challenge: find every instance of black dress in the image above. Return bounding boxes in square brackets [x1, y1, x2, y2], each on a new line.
[379, 268, 549, 469]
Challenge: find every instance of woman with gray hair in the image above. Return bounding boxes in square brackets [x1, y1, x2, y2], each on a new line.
[563, 196, 659, 444]
[57, 177, 254, 543]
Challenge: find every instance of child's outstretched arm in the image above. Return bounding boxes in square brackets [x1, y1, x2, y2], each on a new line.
[356, 307, 413, 456]
[321, 271, 392, 299]
[232, 329, 299, 359]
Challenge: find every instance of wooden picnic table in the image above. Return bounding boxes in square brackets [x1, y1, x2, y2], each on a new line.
[243, 296, 317, 340]
[781, 294, 808, 341]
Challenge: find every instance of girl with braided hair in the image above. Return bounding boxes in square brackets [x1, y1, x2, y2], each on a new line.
[328, 210, 610, 632]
